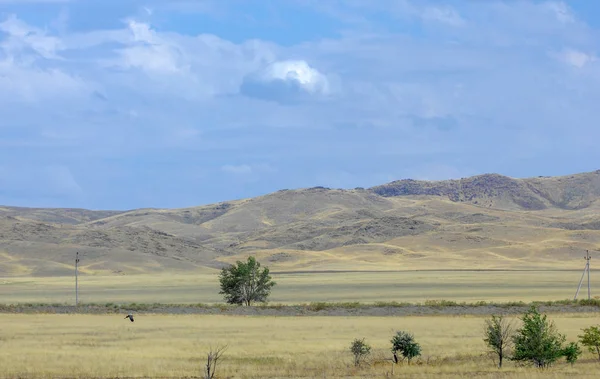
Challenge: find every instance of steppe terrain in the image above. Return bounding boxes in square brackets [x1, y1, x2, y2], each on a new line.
[2, 313, 600, 378]
[3, 170, 600, 378]
[2, 169, 600, 276]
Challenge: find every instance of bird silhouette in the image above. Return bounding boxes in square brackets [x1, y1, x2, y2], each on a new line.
[124, 314, 134, 322]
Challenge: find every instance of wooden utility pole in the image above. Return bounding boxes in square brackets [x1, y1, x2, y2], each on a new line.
[574, 250, 592, 300]
[75, 251, 80, 306]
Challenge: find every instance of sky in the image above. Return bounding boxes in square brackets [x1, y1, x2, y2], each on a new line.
[1, 0, 600, 210]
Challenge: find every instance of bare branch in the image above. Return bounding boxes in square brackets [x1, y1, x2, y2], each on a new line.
[205, 344, 228, 379]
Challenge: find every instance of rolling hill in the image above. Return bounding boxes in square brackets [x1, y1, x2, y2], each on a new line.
[2, 170, 600, 276]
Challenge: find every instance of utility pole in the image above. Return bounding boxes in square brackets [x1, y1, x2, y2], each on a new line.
[587, 250, 592, 300]
[574, 250, 592, 301]
[75, 251, 80, 306]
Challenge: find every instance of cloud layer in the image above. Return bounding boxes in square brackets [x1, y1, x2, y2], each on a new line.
[1, 0, 599, 209]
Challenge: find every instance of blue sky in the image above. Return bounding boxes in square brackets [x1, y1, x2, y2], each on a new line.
[1, 0, 599, 210]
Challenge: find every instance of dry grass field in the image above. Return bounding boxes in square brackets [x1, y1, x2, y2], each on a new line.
[1, 313, 600, 378]
[0, 269, 593, 305]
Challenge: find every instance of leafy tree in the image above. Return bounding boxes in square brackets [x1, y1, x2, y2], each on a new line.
[562, 342, 582, 366]
[218, 256, 276, 306]
[349, 338, 371, 367]
[483, 314, 514, 368]
[391, 331, 421, 364]
[511, 306, 566, 368]
[578, 325, 600, 361]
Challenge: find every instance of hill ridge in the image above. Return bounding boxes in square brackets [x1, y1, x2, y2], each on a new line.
[2, 169, 600, 276]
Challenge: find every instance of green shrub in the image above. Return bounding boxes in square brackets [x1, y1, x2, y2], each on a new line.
[578, 325, 600, 360]
[349, 338, 371, 367]
[511, 306, 566, 368]
[391, 331, 421, 364]
[562, 342, 582, 366]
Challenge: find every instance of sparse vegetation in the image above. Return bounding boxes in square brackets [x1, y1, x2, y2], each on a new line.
[4, 297, 600, 316]
[218, 256, 276, 306]
[349, 338, 371, 367]
[2, 310, 600, 377]
[483, 314, 514, 368]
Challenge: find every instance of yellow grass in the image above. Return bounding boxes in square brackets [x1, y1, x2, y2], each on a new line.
[0, 270, 593, 304]
[1, 313, 600, 378]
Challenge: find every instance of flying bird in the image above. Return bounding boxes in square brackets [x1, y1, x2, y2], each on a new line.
[124, 314, 134, 322]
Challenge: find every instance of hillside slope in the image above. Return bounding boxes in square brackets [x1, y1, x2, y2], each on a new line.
[371, 170, 600, 211]
[2, 170, 600, 276]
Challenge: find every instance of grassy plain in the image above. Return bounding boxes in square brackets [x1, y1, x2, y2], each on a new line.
[1, 313, 600, 378]
[0, 269, 592, 305]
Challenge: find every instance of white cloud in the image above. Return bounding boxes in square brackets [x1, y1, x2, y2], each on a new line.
[0, 59, 88, 102]
[64, 19, 278, 101]
[0, 14, 64, 59]
[240, 60, 330, 103]
[560, 48, 595, 68]
[113, 20, 188, 74]
[262, 60, 329, 94]
[0, 15, 89, 103]
[421, 6, 465, 27]
[545, 1, 575, 24]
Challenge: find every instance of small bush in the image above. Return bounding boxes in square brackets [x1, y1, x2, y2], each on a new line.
[562, 342, 582, 366]
[349, 338, 371, 367]
[391, 331, 421, 364]
[578, 298, 600, 307]
[423, 299, 459, 307]
[373, 301, 411, 308]
[307, 302, 328, 311]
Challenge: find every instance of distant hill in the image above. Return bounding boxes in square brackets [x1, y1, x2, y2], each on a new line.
[2, 170, 600, 276]
[371, 171, 600, 211]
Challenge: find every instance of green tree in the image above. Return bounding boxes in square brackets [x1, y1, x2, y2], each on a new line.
[578, 326, 600, 360]
[349, 338, 371, 367]
[511, 306, 566, 368]
[578, 325, 600, 361]
[562, 342, 582, 366]
[483, 314, 514, 368]
[391, 331, 421, 365]
[218, 256, 276, 306]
